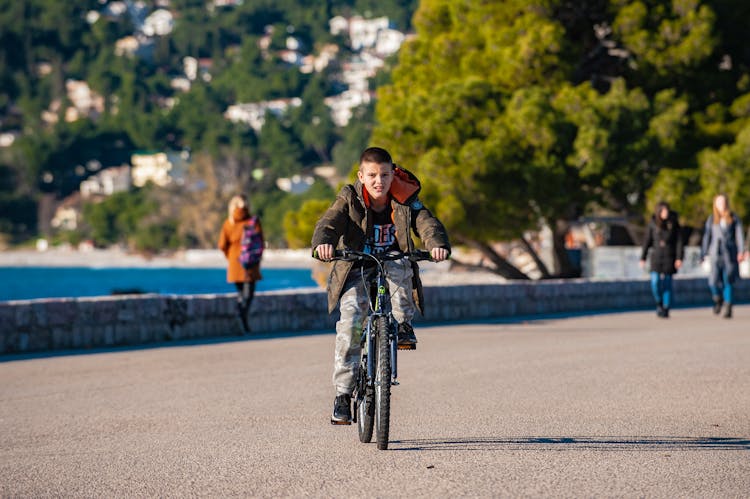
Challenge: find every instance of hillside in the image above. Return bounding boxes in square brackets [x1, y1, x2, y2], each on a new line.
[0, 0, 417, 248]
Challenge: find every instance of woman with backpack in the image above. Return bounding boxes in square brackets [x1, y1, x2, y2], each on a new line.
[218, 194, 263, 333]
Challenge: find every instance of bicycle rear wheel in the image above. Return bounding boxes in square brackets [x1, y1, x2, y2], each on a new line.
[356, 357, 374, 443]
[374, 316, 391, 450]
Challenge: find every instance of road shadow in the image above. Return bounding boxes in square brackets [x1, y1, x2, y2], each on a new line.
[390, 436, 750, 452]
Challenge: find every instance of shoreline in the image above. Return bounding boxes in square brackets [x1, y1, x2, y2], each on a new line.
[0, 247, 509, 286]
[0, 248, 314, 269]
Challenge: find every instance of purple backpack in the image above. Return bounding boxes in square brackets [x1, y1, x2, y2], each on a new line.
[239, 216, 263, 268]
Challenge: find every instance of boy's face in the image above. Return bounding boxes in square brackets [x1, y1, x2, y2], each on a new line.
[358, 161, 393, 204]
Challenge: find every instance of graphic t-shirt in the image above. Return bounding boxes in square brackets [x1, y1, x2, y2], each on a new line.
[364, 205, 398, 255]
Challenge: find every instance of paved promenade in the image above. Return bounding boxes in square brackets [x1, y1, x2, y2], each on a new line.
[1, 306, 749, 497]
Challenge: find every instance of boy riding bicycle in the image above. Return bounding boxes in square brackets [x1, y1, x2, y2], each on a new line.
[312, 147, 451, 424]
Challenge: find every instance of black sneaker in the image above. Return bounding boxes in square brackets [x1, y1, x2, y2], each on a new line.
[397, 323, 417, 350]
[237, 303, 251, 334]
[331, 394, 351, 425]
[712, 296, 723, 315]
[723, 303, 733, 319]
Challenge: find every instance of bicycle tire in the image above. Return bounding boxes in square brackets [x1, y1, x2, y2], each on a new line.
[357, 358, 374, 443]
[374, 316, 391, 450]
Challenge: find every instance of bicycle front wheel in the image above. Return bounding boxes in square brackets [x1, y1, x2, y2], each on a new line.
[374, 316, 391, 450]
[357, 357, 374, 443]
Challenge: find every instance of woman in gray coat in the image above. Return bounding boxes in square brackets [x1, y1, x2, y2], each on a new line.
[700, 194, 745, 318]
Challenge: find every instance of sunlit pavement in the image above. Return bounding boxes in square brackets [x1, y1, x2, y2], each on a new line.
[1, 305, 748, 497]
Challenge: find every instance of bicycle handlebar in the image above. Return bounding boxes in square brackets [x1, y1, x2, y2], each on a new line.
[314, 248, 435, 263]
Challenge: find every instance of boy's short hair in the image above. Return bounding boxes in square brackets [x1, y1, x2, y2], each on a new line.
[359, 147, 393, 167]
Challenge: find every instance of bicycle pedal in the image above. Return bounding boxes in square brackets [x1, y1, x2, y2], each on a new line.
[330, 419, 352, 426]
[397, 344, 416, 350]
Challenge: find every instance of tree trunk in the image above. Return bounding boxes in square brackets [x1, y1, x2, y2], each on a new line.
[552, 219, 581, 278]
[453, 236, 530, 280]
[519, 234, 552, 279]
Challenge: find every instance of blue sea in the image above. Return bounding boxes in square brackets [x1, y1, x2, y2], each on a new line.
[0, 267, 319, 302]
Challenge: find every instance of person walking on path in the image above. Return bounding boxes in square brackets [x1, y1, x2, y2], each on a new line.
[218, 194, 263, 333]
[700, 194, 744, 319]
[640, 201, 684, 318]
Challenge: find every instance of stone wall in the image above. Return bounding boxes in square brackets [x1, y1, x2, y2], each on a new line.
[1, 277, 748, 355]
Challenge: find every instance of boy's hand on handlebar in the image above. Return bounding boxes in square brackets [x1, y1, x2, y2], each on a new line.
[431, 247, 449, 262]
[315, 244, 334, 261]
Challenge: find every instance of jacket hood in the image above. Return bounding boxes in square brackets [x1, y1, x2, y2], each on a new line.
[355, 165, 421, 207]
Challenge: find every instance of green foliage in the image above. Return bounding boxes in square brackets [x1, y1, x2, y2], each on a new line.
[0, 193, 37, 240]
[376, 0, 750, 242]
[80, 185, 183, 251]
[8, 0, 750, 270]
[1, 0, 426, 249]
[253, 180, 334, 247]
[332, 104, 374, 176]
[645, 167, 703, 226]
[257, 115, 305, 177]
[283, 198, 331, 248]
[612, 0, 717, 75]
[646, 86, 750, 226]
[292, 74, 337, 162]
[695, 122, 750, 221]
[132, 220, 182, 253]
[367, 0, 750, 277]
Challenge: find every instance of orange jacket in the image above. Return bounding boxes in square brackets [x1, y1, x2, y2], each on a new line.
[218, 207, 263, 283]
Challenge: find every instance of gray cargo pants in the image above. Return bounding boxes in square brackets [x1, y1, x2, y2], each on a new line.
[333, 259, 414, 396]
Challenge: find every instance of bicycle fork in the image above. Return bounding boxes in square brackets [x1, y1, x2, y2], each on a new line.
[389, 316, 399, 385]
[364, 314, 399, 386]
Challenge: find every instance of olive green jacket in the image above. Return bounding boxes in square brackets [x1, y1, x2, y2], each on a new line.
[311, 166, 451, 314]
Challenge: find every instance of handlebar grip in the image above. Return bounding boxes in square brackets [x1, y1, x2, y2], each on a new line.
[314, 248, 355, 261]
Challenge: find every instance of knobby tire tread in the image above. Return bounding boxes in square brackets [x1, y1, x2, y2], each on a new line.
[375, 316, 391, 450]
[357, 356, 374, 442]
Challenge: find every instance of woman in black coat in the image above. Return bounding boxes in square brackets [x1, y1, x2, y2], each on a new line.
[640, 201, 684, 317]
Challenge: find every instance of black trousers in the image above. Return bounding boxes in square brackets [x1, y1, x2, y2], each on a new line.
[234, 281, 256, 312]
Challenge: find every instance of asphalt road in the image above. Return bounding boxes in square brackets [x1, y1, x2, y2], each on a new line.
[1, 306, 749, 497]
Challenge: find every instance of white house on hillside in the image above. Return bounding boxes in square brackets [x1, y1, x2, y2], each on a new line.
[276, 174, 314, 194]
[51, 193, 82, 231]
[324, 90, 371, 127]
[0, 130, 20, 148]
[79, 165, 131, 199]
[115, 36, 140, 57]
[329, 15, 348, 36]
[65, 80, 105, 121]
[224, 98, 302, 132]
[375, 28, 405, 56]
[143, 9, 174, 36]
[131, 151, 187, 187]
[349, 16, 389, 51]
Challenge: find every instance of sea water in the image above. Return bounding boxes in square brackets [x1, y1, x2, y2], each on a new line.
[0, 267, 318, 302]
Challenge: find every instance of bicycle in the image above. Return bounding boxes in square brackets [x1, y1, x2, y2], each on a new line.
[321, 248, 433, 450]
